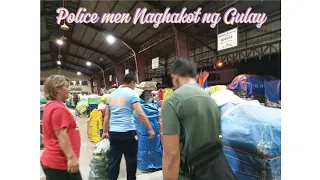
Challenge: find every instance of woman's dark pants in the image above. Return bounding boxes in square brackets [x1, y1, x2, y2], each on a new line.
[41, 164, 82, 180]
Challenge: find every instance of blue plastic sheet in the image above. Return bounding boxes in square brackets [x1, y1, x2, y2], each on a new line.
[265, 80, 281, 103]
[220, 102, 281, 179]
[134, 103, 162, 172]
[227, 74, 275, 97]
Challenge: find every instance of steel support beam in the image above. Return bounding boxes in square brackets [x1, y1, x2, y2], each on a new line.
[41, 66, 92, 78]
[41, 50, 106, 70]
[114, 63, 124, 86]
[136, 53, 147, 82]
[41, 60, 97, 76]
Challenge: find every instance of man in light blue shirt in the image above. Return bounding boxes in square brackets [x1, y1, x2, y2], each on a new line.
[102, 73, 155, 180]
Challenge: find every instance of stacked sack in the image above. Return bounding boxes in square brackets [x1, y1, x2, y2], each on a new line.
[88, 109, 103, 142]
[212, 92, 281, 180]
[88, 139, 110, 180]
[134, 104, 162, 172]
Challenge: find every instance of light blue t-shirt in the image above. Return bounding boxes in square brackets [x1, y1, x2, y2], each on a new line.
[107, 87, 140, 132]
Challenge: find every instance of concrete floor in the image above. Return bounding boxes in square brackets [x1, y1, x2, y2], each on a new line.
[40, 109, 162, 180]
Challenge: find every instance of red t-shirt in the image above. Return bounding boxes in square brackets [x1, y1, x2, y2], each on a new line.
[40, 100, 81, 170]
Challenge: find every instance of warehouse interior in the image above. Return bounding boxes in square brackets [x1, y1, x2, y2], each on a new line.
[40, 0, 281, 180]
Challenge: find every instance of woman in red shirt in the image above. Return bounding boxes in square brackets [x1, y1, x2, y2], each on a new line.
[41, 75, 82, 180]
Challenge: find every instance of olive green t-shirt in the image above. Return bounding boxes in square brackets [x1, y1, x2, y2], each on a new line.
[161, 83, 221, 179]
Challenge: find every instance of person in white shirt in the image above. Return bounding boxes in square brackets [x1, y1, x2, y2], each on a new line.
[98, 97, 107, 110]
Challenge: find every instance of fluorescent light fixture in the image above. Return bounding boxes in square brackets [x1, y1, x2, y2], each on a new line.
[86, 61, 92, 66]
[106, 35, 115, 44]
[77, 72, 81, 75]
[56, 39, 63, 45]
[57, 60, 61, 65]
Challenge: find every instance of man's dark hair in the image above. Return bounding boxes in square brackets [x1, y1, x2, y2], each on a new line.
[171, 58, 197, 78]
[123, 73, 137, 84]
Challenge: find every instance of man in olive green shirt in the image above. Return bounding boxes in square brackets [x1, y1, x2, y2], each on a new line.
[161, 58, 221, 180]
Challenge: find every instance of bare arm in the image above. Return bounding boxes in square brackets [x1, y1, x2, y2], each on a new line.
[161, 99, 181, 180]
[54, 128, 77, 160]
[132, 102, 152, 131]
[103, 105, 110, 134]
[162, 134, 180, 180]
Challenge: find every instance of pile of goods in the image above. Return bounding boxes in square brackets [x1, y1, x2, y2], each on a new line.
[88, 139, 110, 180]
[264, 80, 281, 108]
[211, 90, 281, 180]
[88, 95, 103, 114]
[139, 81, 157, 90]
[134, 103, 162, 172]
[227, 74, 278, 105]
[139, 81, 157, 102]
[88, 109, 103, 143]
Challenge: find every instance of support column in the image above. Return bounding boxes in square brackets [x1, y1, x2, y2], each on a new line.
[172, 25, 189, 58]
[94, 75, 102, 95]
[135, 53, 146, 83]
[90, 79, 94, 94]
[115, 63, 124, 86]
[104, 71, 110, 90]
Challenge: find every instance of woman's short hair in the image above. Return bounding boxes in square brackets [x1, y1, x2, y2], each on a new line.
[43, 75, 70, 100]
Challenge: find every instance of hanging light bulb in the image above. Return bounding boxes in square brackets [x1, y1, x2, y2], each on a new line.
[217, 62, 223, 67]
[106, 35, 115, 44]
[56, 39, 63, 45]
[60, 0, 69, 30]
[60, 22, 69, 30]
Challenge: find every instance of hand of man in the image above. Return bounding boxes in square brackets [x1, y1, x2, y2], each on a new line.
[148, 129, 156, 139]
[101, 133, 108, 139]
[67, 156, 79, 173]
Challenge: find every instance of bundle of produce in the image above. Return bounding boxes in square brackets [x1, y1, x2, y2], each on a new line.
[216, 98, 281, 180]
[65, 98, 75, 108]
[88, 139, 110, 180]
[75, 101, 89, 115]
[265, 80, 281, 108]
[134, 103, 162, 172]
[230, 89, 247, 98]
[40, 96, 47, 104]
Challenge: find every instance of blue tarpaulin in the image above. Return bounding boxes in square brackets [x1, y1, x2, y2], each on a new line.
[227, 74, 273, 97]
[134, 103, 162, 172]
[265, 80, 281, 103]
[220, 102, 281, 179]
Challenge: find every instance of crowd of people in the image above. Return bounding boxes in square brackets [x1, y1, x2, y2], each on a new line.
[40, 58, 236, 180]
